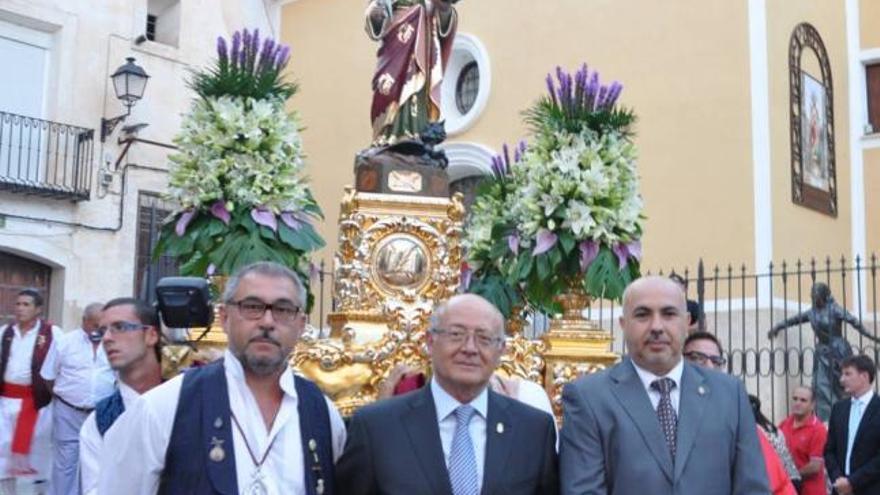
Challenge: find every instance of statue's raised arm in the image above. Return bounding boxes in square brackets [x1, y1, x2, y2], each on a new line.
[365, 0, 459, 146]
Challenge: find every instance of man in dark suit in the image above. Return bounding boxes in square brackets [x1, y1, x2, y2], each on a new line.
[335, 294, 559, 495]
[824, 354, 880, 495]
[560, 276, 769, 494]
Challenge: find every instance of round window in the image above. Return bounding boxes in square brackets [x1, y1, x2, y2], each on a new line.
[455, 61, 480, 115]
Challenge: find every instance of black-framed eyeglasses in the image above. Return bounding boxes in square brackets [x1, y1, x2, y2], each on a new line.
[684, 350, 726, 367]
[98, 321, 149, 335]
[431, 327, 504, 349]
[227, 298, 302, 323]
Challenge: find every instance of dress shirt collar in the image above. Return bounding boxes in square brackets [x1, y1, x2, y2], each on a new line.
[631, 357, 684, 392]
[431, 377, 488, 423]
[852, 389, 874, 408]
[12, 320, 41, 338]
[222, 348, 298, 401]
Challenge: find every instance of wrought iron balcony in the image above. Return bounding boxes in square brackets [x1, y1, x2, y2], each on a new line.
[0, 110, 94, 200]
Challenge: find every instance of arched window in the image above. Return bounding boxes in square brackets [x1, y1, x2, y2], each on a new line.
[789, 22, 836, 216]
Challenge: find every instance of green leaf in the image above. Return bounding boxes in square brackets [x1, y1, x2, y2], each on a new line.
[559, 232, 576, 254]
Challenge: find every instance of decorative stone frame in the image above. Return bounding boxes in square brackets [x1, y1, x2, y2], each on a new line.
[789, 22, 837, 217]
[440, 33, 491, 135]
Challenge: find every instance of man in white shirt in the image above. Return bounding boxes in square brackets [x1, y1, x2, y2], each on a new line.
[98, 262, 346, 495]
[39, 302, 113, 495]
[78, 297, 163, 495]
[559, 276, 768, 494]
[0, 289, 62, 494]
[335, 294, 559, 494]
[824, 354, 880, 495]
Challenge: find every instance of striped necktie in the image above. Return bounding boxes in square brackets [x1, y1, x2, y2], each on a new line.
[448, 405, 479, 495]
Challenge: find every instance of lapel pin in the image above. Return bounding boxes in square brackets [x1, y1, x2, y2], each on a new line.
[213, 417, 223, 429]
[309, 439, 318, 451]
[496, 422, 504, 434]
[698, 385, 707, 396]
[316, 479, 325, 494]
[209, 436, 225, 462]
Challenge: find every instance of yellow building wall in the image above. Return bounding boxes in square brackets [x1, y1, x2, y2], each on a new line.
[281, 0, 756, 277]
[866, 149, 880, 256]
[861, 0, 880, 49]
[766, 2, 852, 264]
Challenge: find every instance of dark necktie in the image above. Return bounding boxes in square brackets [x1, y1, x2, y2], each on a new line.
[651, 377, 678, 461]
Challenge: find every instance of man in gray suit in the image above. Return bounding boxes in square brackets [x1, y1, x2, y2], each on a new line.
[560, 276, 768, 494]
[335, 294, 558, 495]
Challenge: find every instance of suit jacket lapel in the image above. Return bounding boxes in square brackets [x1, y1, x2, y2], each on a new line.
[673, 364, 707, 480]
[481, 390, 513, 495]
[402, 387, 453, 495]
[609, 359, 674, 482]
[854, 394, 880, 449]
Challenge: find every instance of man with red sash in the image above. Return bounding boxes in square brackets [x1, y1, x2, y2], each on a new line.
[0, 289, 62, 493]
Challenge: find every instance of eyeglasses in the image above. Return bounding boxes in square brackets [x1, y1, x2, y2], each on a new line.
[431, 327, 504, 349]
[98, 321, 149, 335]
[227, 299, 302, 323]
[684, 350, 726, 367]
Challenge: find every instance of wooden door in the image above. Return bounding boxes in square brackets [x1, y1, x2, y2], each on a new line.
[0, 251, 51, 325]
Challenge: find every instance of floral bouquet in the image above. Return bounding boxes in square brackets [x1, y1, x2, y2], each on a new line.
[464, 63, 643, 313]
[154, 29, 324, 294]
[461, 142, 526, 317]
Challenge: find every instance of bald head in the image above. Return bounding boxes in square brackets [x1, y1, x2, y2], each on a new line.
[619, 276, 689, 375]
[431, 294, 505, 336]
[622, 276, 687, 314]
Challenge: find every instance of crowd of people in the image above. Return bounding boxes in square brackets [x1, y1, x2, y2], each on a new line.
[1, 264, 878, 494]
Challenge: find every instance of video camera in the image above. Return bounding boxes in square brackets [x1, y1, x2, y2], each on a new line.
[154, 277, 215, 329]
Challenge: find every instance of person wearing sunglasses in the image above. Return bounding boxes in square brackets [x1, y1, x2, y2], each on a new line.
[79, 297, 163, 495]
[99, 262, 346, 495]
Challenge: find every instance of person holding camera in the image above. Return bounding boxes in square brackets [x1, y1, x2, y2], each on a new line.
[98, 262, 346, 495]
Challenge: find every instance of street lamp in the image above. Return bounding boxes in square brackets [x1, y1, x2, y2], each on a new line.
[101, 57, 150, 142]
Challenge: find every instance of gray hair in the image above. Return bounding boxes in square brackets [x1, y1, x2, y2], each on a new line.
[429, 294, 506, 336]
[222, 261, 307, 308]
[82, 302, 104, 321]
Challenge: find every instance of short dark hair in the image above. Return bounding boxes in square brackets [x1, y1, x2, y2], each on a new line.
[841, 354, 876, 384]
[684, 331, 724, 355]
[103, 297, 161, 363]
[17, 288, 43, 307]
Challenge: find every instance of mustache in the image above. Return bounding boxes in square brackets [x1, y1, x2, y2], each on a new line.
[644, 331, 670, 344]
[247, 329, 281, 348]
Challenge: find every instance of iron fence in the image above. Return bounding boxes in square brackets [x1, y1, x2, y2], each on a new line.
[0, 110, 94, 200]
[308, 254, 880, 421]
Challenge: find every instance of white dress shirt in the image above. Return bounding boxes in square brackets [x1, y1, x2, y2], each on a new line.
[98, 350, 346, 495]
[845, 389, 874, 475]
[79, 382, 140, 495]
[431, 378, 488, 492]
[631, 358, 684, 413]
[40, 329, 115, 409]
[3, 321, 62, 385]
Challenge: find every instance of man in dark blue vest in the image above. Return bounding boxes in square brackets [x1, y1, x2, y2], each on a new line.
[79, 297, 163, 495]
[99, 261, 346, 495]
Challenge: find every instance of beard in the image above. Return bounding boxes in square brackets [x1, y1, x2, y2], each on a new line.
[231, 330, 291, 376]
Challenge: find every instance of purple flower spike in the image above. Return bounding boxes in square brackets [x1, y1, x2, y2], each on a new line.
[175, 209, 196, 237]
[210, 200, 231, 225]
[217, 37, 228, 66]
[578, 240, 600, 271]
[231, 31, 241, 68]
[532, 229, 558, 256]
[275, 45, 291, 69]
[251, 207, 277, 232]
[490, 155, 503, 179]
[545, 73, 557, 106]
[508, 232, 520, 256]
[502, 143, 511, 173]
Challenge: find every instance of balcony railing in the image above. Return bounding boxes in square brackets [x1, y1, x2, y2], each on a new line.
[0, 110, 94, 200]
